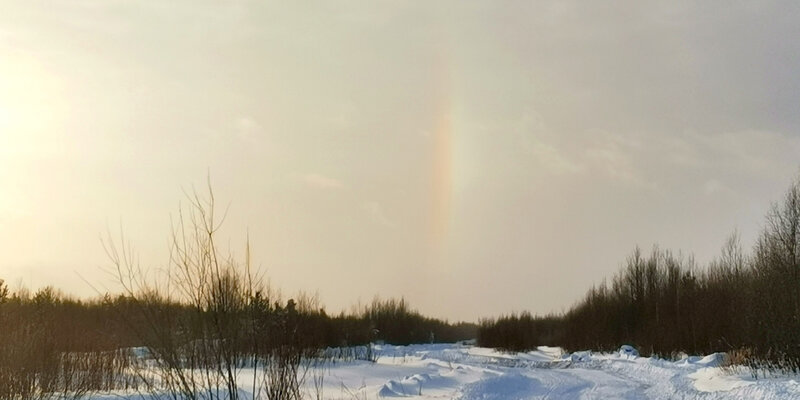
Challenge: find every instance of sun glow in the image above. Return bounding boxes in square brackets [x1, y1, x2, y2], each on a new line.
[0, 50, 65, 158]
[0, 103, 10, 131]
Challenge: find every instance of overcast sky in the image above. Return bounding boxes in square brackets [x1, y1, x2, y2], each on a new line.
[1, 1, 799, 321]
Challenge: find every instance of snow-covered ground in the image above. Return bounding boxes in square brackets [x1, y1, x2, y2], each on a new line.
[91, 343, 800, 399]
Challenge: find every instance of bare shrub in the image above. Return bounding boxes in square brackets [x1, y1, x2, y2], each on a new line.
[106, 183, 311, 400]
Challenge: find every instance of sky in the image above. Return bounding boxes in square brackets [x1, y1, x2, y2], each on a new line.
[1, 1, 800, 321]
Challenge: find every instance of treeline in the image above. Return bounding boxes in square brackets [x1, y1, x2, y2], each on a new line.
[476, 312, 561, 353]
[479, 174, 800, 371]
[359, 297, 477, 345]
[0, 286, 136, 399]
[0, 284, 475, 353]
[0, 186, 476, 399]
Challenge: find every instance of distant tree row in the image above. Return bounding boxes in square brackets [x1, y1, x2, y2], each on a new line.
[0, 276, 475, 400]
[0, 184, 477, 399]
[478, 173, 800, 372]
[0, 282, 475, 352]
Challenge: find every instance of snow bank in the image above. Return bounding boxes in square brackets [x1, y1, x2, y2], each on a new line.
[83, 343, 800, 400]
[618, 344, 639, 359]
[690, 367, 756, 392]
[563, 350, 592, 362]
[458, 373, 545, 400]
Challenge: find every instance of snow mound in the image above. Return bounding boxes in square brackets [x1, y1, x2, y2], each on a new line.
[618, 345, 639, 359]
[129, 346, 150, 358]
[404, 373, 431, 384]
[564, 350, 592, 362]
[458, 373, 544, 400]
[675, 353, 704, 365]
[696, 352, 726, 367]
[378, 380, 408, 397]
[690, 367, 756, 392]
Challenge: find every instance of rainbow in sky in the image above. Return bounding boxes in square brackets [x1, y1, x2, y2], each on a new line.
[430, 53, 453, 251]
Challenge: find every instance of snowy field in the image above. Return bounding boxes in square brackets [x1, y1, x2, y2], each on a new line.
[89, 343, 800, 400]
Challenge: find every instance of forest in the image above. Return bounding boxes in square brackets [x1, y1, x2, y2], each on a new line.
[6, 174, 800, 398]
[478, 174, 800, 373]
[0, 189, 476, 400]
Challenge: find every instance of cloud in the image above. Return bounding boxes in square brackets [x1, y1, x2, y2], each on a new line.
[526, 137, 583, 175]
[583, 132, 660, 191]
[234, 116, 261, 142]
[655, 130, 800, 178]
[515, 108, 583, 175]
[301, 173, 344, 189]
[329, 101, 358, 131]
[703, 179, 735, 197]
[363, 201, 394, 227]
[701, 130, 800, 176]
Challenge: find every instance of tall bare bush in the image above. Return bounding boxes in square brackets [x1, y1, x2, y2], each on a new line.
[106, 183, 311, 400]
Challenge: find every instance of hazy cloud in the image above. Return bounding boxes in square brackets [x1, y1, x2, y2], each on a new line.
[234, 117, 261, 142]
[363, 201, 394, 228]
[516, 110, 583, 175]
[301, 173, 344, 189]
[1, 0, 800, 320]
[703, 179, 735, 197]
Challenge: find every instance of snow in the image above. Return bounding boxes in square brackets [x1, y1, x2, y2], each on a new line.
[689, 367, 756, 392]
[619, 344, 639, 359]
[85, 343, 800, 399]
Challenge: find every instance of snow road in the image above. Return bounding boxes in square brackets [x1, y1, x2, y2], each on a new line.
[313, 344, 800, 400]
[90, 343, 800, 399]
